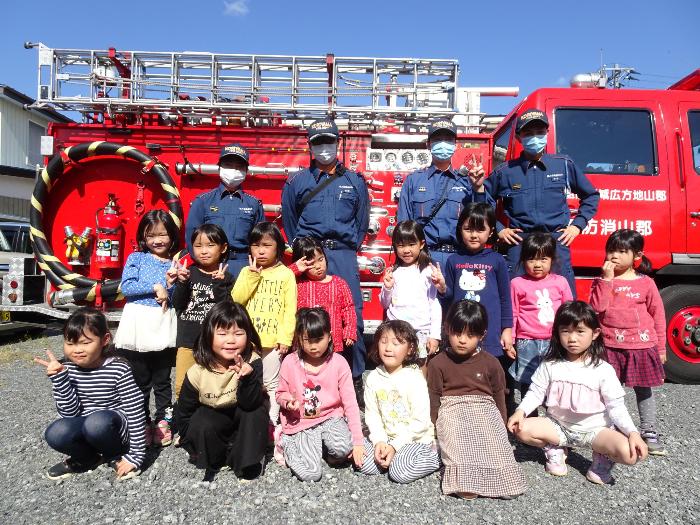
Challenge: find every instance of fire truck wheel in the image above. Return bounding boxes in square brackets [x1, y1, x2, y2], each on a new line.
[661, 284, 700, 384]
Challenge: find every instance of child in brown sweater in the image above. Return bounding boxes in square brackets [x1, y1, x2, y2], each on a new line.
[427, 300, 525, 500]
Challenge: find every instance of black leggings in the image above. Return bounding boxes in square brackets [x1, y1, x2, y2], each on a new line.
[117, 348, 175, 422]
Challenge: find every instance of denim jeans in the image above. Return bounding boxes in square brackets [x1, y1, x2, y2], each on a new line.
[509, 338, 550, 385]
[45, 410, 127, 462]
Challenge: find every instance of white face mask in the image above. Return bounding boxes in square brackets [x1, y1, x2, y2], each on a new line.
[311, 143, 338, 164]
[219, 167, 246, 188]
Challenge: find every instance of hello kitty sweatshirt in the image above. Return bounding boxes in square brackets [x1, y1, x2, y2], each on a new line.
[511, 273, 573, 340]
[442, 248, 512, 356]
[276, 352, 364, 445]
[589, 275, 666, 355]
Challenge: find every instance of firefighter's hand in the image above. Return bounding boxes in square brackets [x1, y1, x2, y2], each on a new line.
[427, 338, 440, 355]
[498, 228, 523, 245]
[176, 260, 190, 282]
[601, 260, 616, 281]
[382, 266, 394, 290]
[212, 263, 228, 280]
[557, 225, 580, 247]
[294, 256, 313, 274]
[429, 262, 446, 294]
[229, 353, 253, 377]
[33, 350, 65, 376]
[466, 155, 486, 192]
[248, 255, 262, 273]
[276, 343, 290, 356]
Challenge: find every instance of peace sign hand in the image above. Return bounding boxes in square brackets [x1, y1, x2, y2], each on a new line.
[465, 153, 486, 191]
[429, 262, 446, 293]
[176, 260, 190, 282]
[248, 255, 262, 274]
[34, 350, 65, 376]
[212, 263, 229, 280]
[166, 260, 178, 287]
[383, 266, 395, 290]
[229, 353, 253, 377]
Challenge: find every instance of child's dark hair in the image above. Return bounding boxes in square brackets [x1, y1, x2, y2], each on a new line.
[444, 299, 488, 337]
[136, 209, 180, 255]
[248, 221, 285, 262]
[194, 301, 261, 371]
[605, 229, 652, 275]
[294, 307, 332, 358]
[519, 232, 557, 266]
[190, 223, 230, 262]
[391, 220, 431, 271]
[369, 320, 420, 366]
[64, 307, 110, 345]
[456, 203, 497, 246]
[292, 237, 325, 262]
[546, 301, 604, 366]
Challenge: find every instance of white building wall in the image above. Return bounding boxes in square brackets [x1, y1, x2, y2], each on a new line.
[0, 97, 51, 169]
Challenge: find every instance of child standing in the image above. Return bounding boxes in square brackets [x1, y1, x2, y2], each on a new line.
[114, 209, 179, 447]
[589, 229, 667, 455]
[379, 220, 442, 359]
[509, 233, 572, 396]
[427, 300, 525, 499]
[175, 301, 268, 481]
[360, 320, 440, 483]
[35, 308, 145, 480]
[232, 222, 297, 426]
[170, 224, 235, 399]
[508, 301, 648, 485]
[290, 236, 356, 354]
[276, 308, 364, 482]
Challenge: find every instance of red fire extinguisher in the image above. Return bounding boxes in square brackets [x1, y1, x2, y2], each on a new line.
[95, 194, 123, 270]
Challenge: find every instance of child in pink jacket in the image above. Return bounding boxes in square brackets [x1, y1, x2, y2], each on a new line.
[275, 308, 364, 481]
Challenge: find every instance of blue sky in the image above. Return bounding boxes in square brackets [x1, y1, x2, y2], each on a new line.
[1, 0, 697, 116]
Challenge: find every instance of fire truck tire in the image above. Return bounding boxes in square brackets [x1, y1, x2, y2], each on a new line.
[660, 284, 700, 384]
[29, 141, 184, 305]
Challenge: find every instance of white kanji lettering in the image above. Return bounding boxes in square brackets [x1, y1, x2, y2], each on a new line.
[655, 190, 667, 202]
[609, 189, 621, 201]
[582, 219, 598, 235]
[642, 190, 655, 201]
[599, 189, 609, 200]
[601, 219, 617, 236]
[635, 220, 653, 236]
[622, 190, 632, 201]
[632, 190, 644, 201]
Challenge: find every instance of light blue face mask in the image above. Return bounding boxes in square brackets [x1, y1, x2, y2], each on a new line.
[430, 141, 456, 161]
[521, 134, 548, 155]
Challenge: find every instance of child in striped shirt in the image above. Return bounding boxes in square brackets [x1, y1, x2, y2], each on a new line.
[35, 307, 146, 480]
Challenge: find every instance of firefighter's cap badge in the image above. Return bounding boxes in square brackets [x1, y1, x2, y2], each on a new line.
[219, 143, 250, 165]
[516, 109, 549, 133]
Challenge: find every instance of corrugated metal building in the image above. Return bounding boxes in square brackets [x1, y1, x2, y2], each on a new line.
[0, 85, 72, 220]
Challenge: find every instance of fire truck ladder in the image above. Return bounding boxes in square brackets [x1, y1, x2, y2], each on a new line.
[26, 43, 518, 128]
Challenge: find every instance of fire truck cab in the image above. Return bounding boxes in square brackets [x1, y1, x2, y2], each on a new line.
[490, 69, 700, 383]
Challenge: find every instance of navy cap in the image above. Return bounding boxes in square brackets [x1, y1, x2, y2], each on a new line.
[218, 143, 249, 165]
[515, 109, 549, 133]
[307, 118, 339, 142]
[427, 119, 457, 140]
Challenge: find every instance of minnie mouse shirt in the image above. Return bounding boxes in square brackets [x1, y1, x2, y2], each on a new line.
[442, 248, 513, 356]
[275, 352, 364, 445]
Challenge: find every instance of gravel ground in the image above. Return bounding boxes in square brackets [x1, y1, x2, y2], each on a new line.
[0, 331, 698, 525]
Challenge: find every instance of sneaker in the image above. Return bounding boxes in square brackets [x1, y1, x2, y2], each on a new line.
[47, 457, 101, 480]
[641, 430, 667, 456]
[273, 425, 286, 467]
[239, 458, 265, 482]
[586, 451, 615, 485]
[544, 445, 568, 476]
[153, 420, 172, 447]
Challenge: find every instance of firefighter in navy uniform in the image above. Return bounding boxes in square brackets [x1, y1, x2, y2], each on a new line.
[475, 109, 600, 297]
[281, 118, 370, 404]
[397, 119, 493, 270]
[185, 143, 264, 279]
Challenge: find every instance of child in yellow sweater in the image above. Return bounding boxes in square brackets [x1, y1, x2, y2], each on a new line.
[232, 222, 297, 426]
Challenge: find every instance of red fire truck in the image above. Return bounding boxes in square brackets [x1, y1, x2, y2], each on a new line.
[2, 44, 699, 384]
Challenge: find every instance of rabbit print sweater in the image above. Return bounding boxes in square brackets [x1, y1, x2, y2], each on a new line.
[510, 274, 573, 340]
